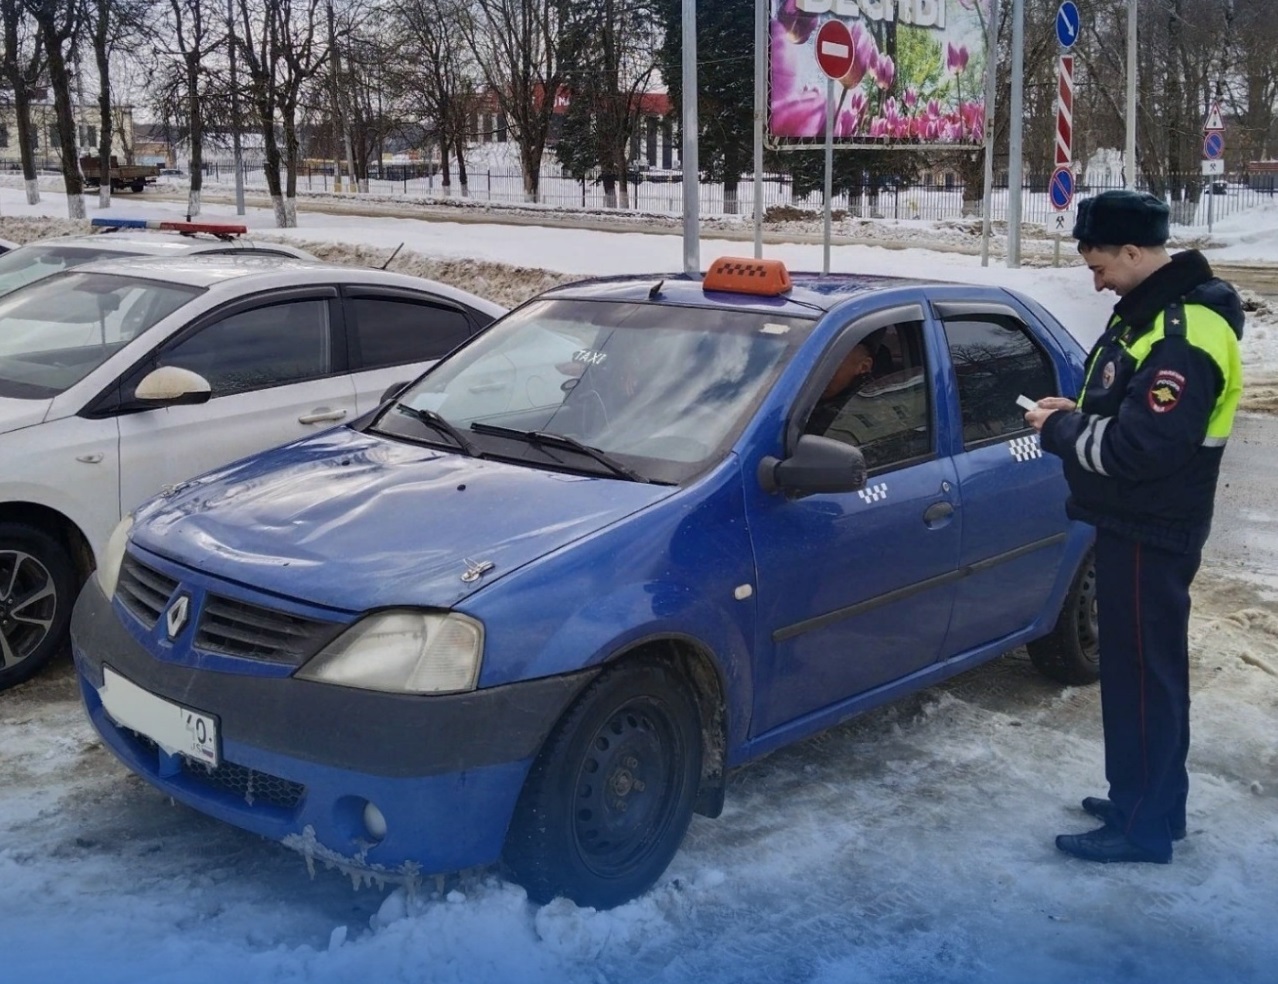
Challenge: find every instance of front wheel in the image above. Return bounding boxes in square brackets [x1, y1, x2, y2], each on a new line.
[0, 523, 77, 691]
[1027, 550, 1100, 685]
[503, 660, 702, 909]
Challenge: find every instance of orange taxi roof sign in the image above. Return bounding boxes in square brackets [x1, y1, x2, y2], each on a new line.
[703, 256, 792, 297]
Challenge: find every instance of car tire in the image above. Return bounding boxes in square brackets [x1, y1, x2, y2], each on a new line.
[0, 523, 77, 691]
[1027, 550, 1100, 685]
[503, 659, 702, 909]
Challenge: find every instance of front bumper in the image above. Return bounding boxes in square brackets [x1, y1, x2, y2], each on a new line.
[71, 575, 597, 878]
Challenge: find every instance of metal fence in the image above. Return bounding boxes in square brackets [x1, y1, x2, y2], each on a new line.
[188, 161, 1274, 230]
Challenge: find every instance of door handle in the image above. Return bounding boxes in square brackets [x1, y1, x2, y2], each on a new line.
[923, 501, 954, 526]
[298, 407, 348, 425]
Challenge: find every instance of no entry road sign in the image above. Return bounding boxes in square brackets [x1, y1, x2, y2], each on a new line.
[815, 20, 854, 80]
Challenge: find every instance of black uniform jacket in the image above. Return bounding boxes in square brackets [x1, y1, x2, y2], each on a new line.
[1040, 250, 1245, 554]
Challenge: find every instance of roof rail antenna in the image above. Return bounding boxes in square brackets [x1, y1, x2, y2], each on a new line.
[379, 242, 405, 270]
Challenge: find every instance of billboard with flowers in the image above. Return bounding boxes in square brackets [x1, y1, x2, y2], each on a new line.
[769, 0, 990, 148]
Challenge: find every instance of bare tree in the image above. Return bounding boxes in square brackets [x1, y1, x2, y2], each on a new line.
[235, 0, 287, 224]
[390, 0, 479, 197]
[23, 0, 84, 219]
[460, 0, 569, 203]
[0, 0, 44, 203]
[160, 0, 224, 216]
[88, 0, 150, 210]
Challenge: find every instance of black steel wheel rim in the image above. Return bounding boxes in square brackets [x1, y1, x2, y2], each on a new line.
[571, 697, 683, 880]
[0, 548, 56, 670]
[1075, 564, 1100, 663]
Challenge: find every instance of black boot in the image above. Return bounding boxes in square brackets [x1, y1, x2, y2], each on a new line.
[1082, 797, 1187, 841]
[1056, 825, 1171, 864]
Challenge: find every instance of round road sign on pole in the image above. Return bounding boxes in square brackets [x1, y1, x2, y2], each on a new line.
[1203, 131, 1224, 161]
[1056, 1, 1080, 49]
[815, 19, 854, 80]
[1049, 165, 1075, 210]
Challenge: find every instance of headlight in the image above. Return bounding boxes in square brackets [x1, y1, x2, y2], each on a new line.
[296, 611, 483, 694]
[96, 515, 134, 598]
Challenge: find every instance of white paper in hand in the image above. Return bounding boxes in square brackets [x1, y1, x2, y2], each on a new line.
[1016, 395, 1038, 412]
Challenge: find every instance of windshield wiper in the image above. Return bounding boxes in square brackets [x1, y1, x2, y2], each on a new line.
[393, 403, 480, 457]
[469, 422, 650, 483]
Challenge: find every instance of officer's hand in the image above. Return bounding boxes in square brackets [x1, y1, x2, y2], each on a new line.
[1035, 397, 1077, 411]
[1024, 407, 1057, 432]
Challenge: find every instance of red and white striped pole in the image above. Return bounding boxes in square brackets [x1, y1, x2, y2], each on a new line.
[1056, 54, 1074, 166]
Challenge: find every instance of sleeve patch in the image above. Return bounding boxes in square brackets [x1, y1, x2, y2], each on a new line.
[1147, 368, 1186, 413]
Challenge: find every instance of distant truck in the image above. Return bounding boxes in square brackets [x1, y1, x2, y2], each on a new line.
[79, 155, 162, 193]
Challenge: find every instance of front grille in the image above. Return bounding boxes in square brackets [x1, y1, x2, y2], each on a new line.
[116, 556, 178, 628]
[195, 594, 340, 665]
[181, 757, 306, 810]
[130, 731, 305, 810]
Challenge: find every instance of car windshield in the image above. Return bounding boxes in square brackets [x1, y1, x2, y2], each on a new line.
[373, 297, 815, 483]
[0, 272, 201, 399]
[0, 244, 127, 297]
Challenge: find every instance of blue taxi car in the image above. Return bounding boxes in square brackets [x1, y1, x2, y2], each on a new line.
[71, 258, 1098, 909]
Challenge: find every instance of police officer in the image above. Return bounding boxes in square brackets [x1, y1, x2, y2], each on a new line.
[1025, 189, 1244, 864]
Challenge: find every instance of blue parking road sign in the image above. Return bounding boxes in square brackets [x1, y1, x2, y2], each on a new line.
[1204, 132, 1224, 161]
[1050, 166, 1075, 210]
[1056, 2, 1080, 49]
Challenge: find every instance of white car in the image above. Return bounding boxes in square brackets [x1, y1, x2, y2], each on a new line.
[0, 254, 505, 689]
[0, 219, 317, 298]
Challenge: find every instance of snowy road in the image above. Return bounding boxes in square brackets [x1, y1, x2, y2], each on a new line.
[3, 460, 1276, 984]
[1, 184, 1275, 984]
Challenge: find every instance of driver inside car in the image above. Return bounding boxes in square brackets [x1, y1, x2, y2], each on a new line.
[806, 330, 892, 436]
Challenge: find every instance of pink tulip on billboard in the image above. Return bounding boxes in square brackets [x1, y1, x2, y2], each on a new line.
[904, 87, 919, 109]
[946, 42, 970, 74]
[874, 54, 895, 91]
[775, 0, 819, 44]
[838, 89, 869, 137]
[771, 88, 828, 137]
[837, 22, 878, 91]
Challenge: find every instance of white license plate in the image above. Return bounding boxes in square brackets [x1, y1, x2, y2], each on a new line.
[99, 665, 220, 767]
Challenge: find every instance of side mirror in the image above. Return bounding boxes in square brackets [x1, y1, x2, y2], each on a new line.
[380, 380, 410, 404]
[757, 434, 867, 496]
[134, 366, 212, 406]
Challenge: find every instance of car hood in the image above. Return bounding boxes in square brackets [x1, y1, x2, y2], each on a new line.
[132, 428, 678, 612]
[0, 396, 50, 434]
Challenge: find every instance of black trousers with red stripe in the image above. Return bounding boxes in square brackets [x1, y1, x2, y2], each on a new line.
[1095, 528, 1202, 860]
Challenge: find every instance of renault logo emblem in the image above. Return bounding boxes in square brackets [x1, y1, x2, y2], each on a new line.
[165, 595, 190, 639]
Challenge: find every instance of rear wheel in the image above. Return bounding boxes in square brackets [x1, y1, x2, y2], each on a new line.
[0, 523, 77, 691]
[130, 180, 145, 193]
[503, 659, 702, 909]
[1027, 550, 1099, 685]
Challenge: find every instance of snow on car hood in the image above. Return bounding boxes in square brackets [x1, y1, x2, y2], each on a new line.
[0, 396, 50, 434]
[131, 427, 677, 612]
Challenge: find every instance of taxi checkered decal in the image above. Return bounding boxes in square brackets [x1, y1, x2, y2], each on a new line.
[858, 482, 888, 504]
[1009, 435, 1042, 461]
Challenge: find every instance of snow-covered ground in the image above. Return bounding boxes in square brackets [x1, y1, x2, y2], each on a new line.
[1, 183, 1277, 984]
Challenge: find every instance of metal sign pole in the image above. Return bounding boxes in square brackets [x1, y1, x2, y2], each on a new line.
[753, 0, 765, 258]
[681, 0, 700, 276]
[823, 77, 833, 276]
[1007, 0, 1025, 268]
[979, 0, 1001, 268]
[1125, 0, 1137, 187]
